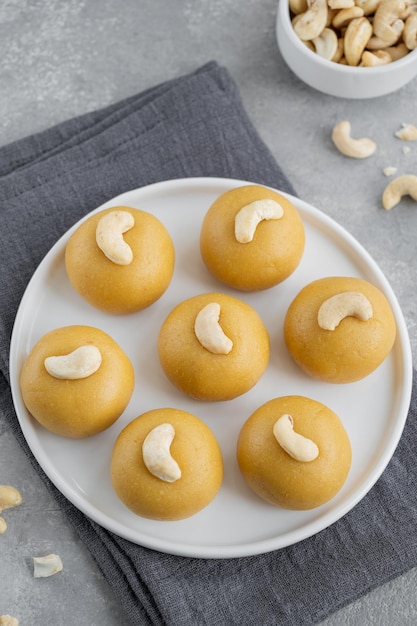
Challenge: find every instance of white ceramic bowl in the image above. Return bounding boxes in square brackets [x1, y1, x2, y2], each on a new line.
[276, 0, 417, 99]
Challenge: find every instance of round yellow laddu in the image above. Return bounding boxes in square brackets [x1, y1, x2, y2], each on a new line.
[65, 206, 175, 314]
[111, 408, 224, 521]
[157, 292, 270, 401]
[237, 395, 352, 510]
[200, 185, 305, 291]
[284, 276, 396, 383]
[20, 325, 134, 438]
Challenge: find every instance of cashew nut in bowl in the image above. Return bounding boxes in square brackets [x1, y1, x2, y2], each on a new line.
[194, 302, 233, 354]
[328, 0, 355, 8]
[332, 120, 377, 158]
[361, 49, 392, 64]
[403, 12, 417, 47]
[382, 174, 417, 209]
[332, 5, 364, 29]
[96, 210, 135, 265]
[290, 0, 308, 14]
[293, 0, 329, 40]
[44, 345, 102, 379]
[344, 16, 374, 64]
[142, 423, 182, 483]
[317, 291, 374, 330]
[385, 41, 410, 59]
[355, 0, 381, 15]
[234, 199, 284, 243]
[367, 19, 405, 48]
[273, 414, 319, 462]
[373, 0, 406, 44]
[313, 26, 339, 57]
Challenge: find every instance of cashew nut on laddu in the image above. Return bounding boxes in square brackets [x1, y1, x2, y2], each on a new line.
[142, 423, 181, 482]
[194, 302, 233, 354]
[318, 291, 373, 330]
[273, 414, 319, 462]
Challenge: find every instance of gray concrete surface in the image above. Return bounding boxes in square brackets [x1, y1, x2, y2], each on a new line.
[1, 1, 416, 624]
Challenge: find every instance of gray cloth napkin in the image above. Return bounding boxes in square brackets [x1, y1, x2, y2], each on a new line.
[0, 61, 416, 626]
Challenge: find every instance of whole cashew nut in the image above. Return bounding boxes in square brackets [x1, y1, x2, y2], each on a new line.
[373, 0, 406, 43]
[194, 302, 233, 355]
[142, 423, 181, 483]
[44, 345, 102, 379]
[96, 210, 135, 265]
[313, 26, 339, 57]
[367, 18, 404, 47]
[273, 414, 319, 462]
[318, 291, 373, 330]
[344, 16, 374, 64]
[234, 199, 284, 243]
[332, 5, 364, 29]
[293, 0, 329, 40]
[332, 120, 377, 158]
[382, 174, 417, 209]
[403, 12, 417, 47]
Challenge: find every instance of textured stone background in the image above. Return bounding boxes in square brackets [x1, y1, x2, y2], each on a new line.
[1, 1, 416, 624]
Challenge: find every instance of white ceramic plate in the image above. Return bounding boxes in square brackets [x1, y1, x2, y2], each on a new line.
[10, 177, 413, 559]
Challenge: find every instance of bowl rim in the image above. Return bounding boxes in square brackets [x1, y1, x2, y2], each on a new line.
[277, 0, 417, 75]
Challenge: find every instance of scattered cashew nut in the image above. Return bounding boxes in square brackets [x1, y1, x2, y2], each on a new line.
[382, 174, 417, 209]
[33, 554, 63, 578]
[273, 414, 319, 462]
[234, 199, 284, 243]
[44, 345, 102, 380]
[0, 616, 19, 626]
[0, 485, 23, 535]
[142, 423, 181, 483]
[194, 302, 233, 355]
[383, 166, 398, 176]
[395, 123, 417, 140]
[332, 120, 377, 158]
[318, 291, 373, 330]
[96, 210, 135, 265]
